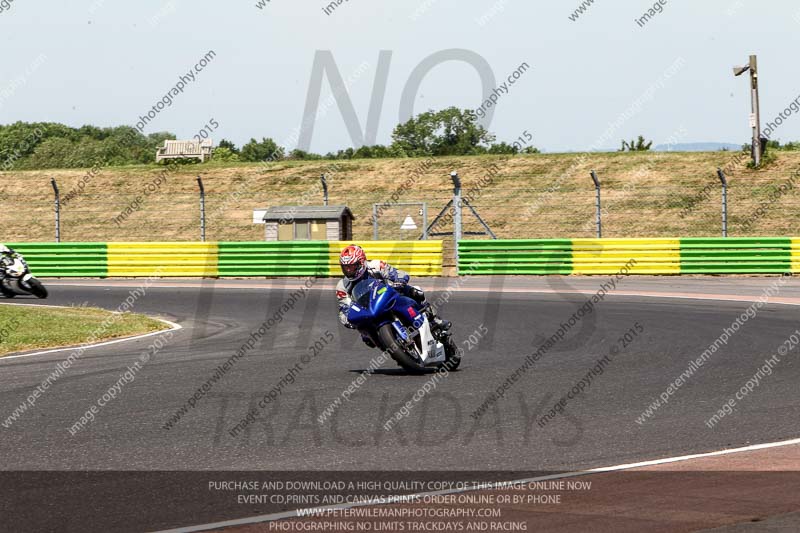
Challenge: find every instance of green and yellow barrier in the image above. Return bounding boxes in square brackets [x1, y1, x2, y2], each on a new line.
[459, 238, 800, 275]
[679, 237, 793, 274]
[793, 238, 800, 273]
[217, 241, 443, 277]
[8, 238, 798, 277]
[7, 241, 443, 278]
[572, 238, 681, 275]
[327, 241, 443, 277]
[456, 239, 574, 275]
[217, 242, 332, 277]
[107, 242, 219, 277]
[7, 243, 108, 277]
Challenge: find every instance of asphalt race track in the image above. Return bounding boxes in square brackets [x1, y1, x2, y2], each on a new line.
[1, 277, 799, 531]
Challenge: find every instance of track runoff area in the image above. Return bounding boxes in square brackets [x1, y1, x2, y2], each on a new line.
[2, 275, 800, 532]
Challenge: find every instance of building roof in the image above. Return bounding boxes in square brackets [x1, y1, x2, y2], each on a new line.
[261, 205, 353, 221]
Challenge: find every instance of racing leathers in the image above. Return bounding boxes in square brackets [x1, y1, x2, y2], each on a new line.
[0, 245, 20, 295]
[0, 245, 19, 280]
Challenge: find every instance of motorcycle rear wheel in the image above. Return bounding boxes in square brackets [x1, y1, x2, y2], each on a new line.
[377, 323, 427, 374]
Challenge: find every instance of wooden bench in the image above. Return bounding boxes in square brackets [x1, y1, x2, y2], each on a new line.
[155, 140, 213, 162]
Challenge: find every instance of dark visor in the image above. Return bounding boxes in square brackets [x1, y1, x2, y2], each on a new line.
[342, 263, 361, 277]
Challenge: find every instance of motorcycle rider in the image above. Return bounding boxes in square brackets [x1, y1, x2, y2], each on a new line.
[336, 244, 450, 347]
[0, 245, 18, 274]
[0, 245, 47, 299]
[0, 245, 20, 295]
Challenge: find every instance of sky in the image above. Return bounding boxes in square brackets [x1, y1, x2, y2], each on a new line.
[0, 0, 799, 153]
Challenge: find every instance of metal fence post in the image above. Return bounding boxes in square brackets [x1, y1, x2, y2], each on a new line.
[451, 171, 462, 264]
[717, 168, 728, 237]
[321, 174, 329, 206]
[590, 170, 602, 238]
[372, 204, 379, 240]
[421, 203, 428, 240]
[50, 178, 60, 243]
[196, 176, 206, 242]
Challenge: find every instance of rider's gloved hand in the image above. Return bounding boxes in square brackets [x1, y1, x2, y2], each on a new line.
[338, 305, 356, 329]
[388, 276, 410, 289]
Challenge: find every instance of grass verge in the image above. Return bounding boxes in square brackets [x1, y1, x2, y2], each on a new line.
[0, 304, 168, 356]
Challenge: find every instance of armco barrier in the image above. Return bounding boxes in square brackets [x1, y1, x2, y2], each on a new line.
[217, 242, 331, 277]
[328, 241, 443, 277]
[218, 241, 443, 277]
[6, 241, 443, 278]
[457, 239, 574, 275]
[107, 242, 219, 277]
[459, 238, 800, 275]
[8, 243, 108, 277]
[13, 239, 794, 277]
[571, 238, 680, 275]
[679, 237, 794, 274]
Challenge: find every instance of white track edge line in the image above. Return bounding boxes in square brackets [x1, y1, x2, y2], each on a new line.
[156, 436, 800, 533]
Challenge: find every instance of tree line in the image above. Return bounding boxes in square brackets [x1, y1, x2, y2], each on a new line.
[0, 107, 539, 170]
[0, 122, 176, 170]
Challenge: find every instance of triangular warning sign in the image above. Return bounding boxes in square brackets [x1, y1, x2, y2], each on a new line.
[400, 215, 417, 230]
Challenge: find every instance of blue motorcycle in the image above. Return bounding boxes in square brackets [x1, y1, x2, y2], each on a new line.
[347, 278, 460, 373]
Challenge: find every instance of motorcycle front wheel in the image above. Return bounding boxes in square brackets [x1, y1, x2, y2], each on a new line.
[0, 281, 15, 298]
[442, 336, 461, 371]
[26, 278, 48, 299]
[377, 323, 427, 374]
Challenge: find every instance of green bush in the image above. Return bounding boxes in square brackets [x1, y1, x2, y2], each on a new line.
[211, 147, 239, 162]
[240, 137, 284, 162]
[619, 135, 653, 151]
[391, 107, 495, 157]
[288, 149, 322, 160]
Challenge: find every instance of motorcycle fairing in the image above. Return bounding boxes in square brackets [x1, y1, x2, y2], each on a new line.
[347, 278, 446, 365]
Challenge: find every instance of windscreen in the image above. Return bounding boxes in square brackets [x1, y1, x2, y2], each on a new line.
[351, 279, 375, 308]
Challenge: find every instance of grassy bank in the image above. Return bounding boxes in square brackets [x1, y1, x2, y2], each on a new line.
[0, 305, 168, 356]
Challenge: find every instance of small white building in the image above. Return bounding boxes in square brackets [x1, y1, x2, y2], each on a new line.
[155, 139, 213, 163]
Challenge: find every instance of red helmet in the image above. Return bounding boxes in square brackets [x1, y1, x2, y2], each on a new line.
[339, 244, 367, 280]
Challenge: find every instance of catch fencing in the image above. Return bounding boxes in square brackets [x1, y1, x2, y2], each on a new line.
[4, 157, 800, 248]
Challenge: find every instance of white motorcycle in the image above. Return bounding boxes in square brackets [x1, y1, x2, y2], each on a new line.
[1, 253, 48, 299]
